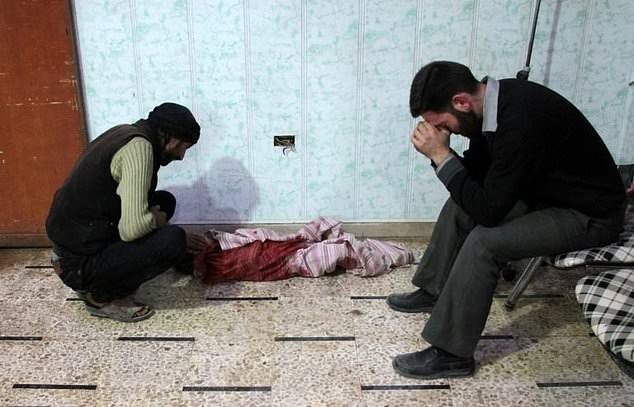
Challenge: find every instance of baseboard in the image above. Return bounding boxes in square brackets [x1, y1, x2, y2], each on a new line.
[0, 234, 53, 248]
[180, 221, 435, 240]
[0, 222, 434, 248]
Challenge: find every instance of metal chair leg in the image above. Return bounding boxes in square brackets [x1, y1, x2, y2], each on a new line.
[504, 256, 544, 310]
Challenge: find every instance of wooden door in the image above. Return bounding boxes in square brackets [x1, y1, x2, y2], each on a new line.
[0, 0, 86, 246]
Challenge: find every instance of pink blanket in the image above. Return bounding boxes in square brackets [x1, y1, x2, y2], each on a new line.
[194, 217, 414, 283]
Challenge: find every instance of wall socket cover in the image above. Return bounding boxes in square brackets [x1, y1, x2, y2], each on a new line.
[273, 135, 295, 146]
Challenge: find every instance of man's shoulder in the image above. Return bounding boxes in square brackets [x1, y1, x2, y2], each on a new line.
[497, 78, 562, 102]
[103, 123, 147, 138]
[92, 123, 152, 149]
[125, 136, 152, 147]
[115, 136, 153, 160]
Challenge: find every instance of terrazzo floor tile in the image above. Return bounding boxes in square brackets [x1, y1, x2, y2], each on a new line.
[273, 296, 357, 337]
[115, 298, 277, 338]
[455, 338, 532, 386]
[0, 248, 42, 269]
[360, 388, 454, 407]
[2, 387, 103, 407]
[450, 384, 549, 407]
[43, 299, 127, 339]
[184, 336, 275, 388]
[269, 341, 363, 407]
[103, 384, 187, 407]
[97, 340, 195, 390]
[205, 279, 283, 298]
[0, 300, 60, 337]
[1, 339, 108, 389]
[495, 296, 591, 337]
[350, 299, 429, 341]
[578, 381, 634, 407]
[95, 385, 192, 407]
[0, 265, 70, 300]
[180, 389, 274, 407]
[354, 337, 437, 387]
[529, 386, 622, 407]
[135, 271, 209, 303]
[516, 336, 623, 383]
[275, 272, 353, 298]
[30, 248, 56, 264]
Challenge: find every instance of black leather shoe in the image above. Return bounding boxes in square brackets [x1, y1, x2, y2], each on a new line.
[392, 346, 475, 379]
[386, 288, 435, 313]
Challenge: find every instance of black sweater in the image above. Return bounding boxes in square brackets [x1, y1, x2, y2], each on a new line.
[439, 79, 624, 227]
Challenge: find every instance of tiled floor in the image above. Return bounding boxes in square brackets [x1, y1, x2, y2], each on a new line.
[0, 241, 632, 406]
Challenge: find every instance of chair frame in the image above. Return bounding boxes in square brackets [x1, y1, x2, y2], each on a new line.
[503, 256, 544, 310]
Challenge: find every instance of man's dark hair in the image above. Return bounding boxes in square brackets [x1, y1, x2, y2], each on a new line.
[409, 61, 479, 117]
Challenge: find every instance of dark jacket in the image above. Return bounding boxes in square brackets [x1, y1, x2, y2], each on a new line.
[446, 79, 625, 226]
[46, 120, 161, 255]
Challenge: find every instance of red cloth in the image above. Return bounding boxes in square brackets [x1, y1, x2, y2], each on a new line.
[194, 238, 308, 284]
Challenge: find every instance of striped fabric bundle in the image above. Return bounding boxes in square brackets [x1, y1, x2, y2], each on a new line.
[194, 217, 414, 284]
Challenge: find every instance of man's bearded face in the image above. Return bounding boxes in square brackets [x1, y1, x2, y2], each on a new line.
[451, 108, 482, 138]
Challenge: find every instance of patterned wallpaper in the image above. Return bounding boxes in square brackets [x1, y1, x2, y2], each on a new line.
[73, 0, 634, 223]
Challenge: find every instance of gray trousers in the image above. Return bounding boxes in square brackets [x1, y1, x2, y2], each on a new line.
[415, 198, 624, 358]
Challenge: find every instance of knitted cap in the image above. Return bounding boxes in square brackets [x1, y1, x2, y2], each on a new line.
[147, 102, 201, 144]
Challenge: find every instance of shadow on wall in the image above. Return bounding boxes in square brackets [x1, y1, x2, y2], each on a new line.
[166, 157, 260, 223]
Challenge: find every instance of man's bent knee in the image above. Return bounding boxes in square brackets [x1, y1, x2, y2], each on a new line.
[153, 225, 187, 258]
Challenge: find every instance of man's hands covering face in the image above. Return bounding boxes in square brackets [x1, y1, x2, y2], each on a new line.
[410, 120, 452, 166]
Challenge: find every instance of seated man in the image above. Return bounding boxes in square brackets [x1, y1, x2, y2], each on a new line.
[46, 102, 207, 322]
[387, 61, 626, 379]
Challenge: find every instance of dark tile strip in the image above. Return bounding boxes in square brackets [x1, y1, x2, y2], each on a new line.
[65, 298, 84, 302]
[536, 381, 622, 388]
[522, 294, 565, 298]
[24, 266, 53, 269]
[0, 336, 42, 341]
[182, 386, 271, 392]
[274, 336, 355, 342]
[6, 405, 50, 407]
[361, 384, 450, 391]
[350, 296, 387, 300]
[118, 336, 195, 342]
[13, 384, 97, 390]
[480, 335, 514, 340]
[494, 294, 564, 299]
[206, 297, 278, 301]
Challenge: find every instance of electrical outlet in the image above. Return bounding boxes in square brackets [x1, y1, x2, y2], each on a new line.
[273, 135, 295, 147]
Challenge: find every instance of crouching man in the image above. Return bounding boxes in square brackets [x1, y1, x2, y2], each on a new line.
[46, 102, 207, 322]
